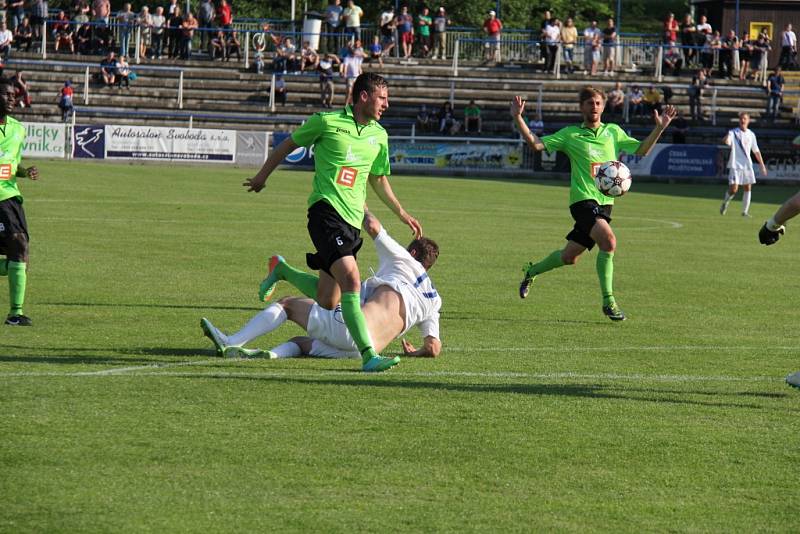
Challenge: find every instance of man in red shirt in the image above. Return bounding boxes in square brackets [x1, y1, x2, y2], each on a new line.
[483, 10, 503, 62]
[217, 0, 232, 29]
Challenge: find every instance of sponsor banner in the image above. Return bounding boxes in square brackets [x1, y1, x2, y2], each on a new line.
[621, 144, 721, 178]
[104, 125, 236, 161]
[235, 131, 269, 166]
[273, 132, 314, 165]
[754, 146, 800, 181]
[24, 122, 66, 158]
[391, 142, 523, 169]
[72, 124, 106, 159]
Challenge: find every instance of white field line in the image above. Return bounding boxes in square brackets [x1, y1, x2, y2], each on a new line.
[446, 345, 797, 352]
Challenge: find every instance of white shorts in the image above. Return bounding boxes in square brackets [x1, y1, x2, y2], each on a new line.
[728, 168, 756, 185]
[307, 303, 359, 357]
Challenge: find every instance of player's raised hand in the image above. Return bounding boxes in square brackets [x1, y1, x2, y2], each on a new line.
[24, 166, 39, 180]
[654, 105, 677, 129]
[243, 174, 266, 192]
[759, 223, 785, 245]
[403, 212, 423, 239]
[510, 96, 526, 118]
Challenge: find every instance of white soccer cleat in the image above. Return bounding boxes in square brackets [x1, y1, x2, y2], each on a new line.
[786, 371, 800, 389]
[222, 346, 277, 359]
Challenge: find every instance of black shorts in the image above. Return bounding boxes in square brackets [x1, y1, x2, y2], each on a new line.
[306, 200, 362, 275]
[0, 196, 28, 257]
[566, 199, 612, 250]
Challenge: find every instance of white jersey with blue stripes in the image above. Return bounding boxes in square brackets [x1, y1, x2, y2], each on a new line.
[361, 228, 441, 339]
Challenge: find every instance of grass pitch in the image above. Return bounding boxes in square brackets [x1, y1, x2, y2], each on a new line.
[1, 161, 799, 532]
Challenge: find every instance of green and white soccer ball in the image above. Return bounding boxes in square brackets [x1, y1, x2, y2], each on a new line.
[595, 160, 632, 197]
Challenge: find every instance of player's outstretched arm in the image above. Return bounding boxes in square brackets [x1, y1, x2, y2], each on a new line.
[401, 337, 441, 358]
[635, 105, 677, 156]
[368, 174, 422, 238]
[362, 208, 383, 239]
[510, 96, 545, 152]
[243, 136, 299, 192]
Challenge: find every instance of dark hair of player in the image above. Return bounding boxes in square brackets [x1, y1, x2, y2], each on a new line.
[408, 237, 440, 270]
[579, 86, 606, 104]
[352, 72, 388, 101]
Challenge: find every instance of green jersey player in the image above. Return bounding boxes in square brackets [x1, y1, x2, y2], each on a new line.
[243, 72, 422, 372]
[510, 86, 675, 321]
[0, 79, 39, 326]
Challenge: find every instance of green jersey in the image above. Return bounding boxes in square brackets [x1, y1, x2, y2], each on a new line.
[291, 106, 391, 228]
[418, 14, 432, 36]
[542, 122, 640, 206]
[0, 116, 27, 203]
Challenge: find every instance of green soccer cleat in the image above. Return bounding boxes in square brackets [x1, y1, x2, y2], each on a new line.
[222, 346, 277, 359]
[362, 355, 401, 373]
[258, 255, 284, 302]
[519, 263, 536, 299]
[602, 302, 627, 322]
[200, 317, 228, 356]
[786, 371, 800, 389]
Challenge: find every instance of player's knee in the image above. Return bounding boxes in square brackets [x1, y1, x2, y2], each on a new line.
[601, 237, 617, 253]
[6, 233, 28, 262]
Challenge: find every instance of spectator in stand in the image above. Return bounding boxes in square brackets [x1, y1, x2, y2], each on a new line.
[253, 37, 265, 73]
[416, 104, 431, 133]
[378, 7, 396, 58]
[324, 0, 343, 54]
[695, 15, 712, 38]
[167, 0, 178, 16]
[117, 3, 136, 56]
[539, 10, 552, 67]
[166, 5, 183, 58]
[217, 0, 233, 30]
[197, 0, 214, 51]
[752, 30, 771, 83]
[780, 23, 797, 69]
[583, 20, 600, 74]
[561, 17, 578, 74]
[718, 29, 737, 79]
[92, 0, 111, 26]
[602, 18, 617, 75]
[396, 5, 413, 59]
[417, 6, 432, 58]
[12, 72, 30, 107]
[699, 29, 716, 77]
[75, 21, 92, 54]
[209, 29, 225, 60]
[14, 16, 32, 52]
[688, 75, 703, 120]
[590, 30, 602, 75]
[679, 14, 696, 65]
[738, 32, 753, 80]
[368, 35, 383, 67]
[100, 51, 117, 87]
[643, 85, 663, 114]
[138, 6, 152, 59]
[9, 0, 24, 32]
[766, 67, 785, 121]
[464, 99, 482, 134]
[629, 84, 644, 117]
[607, 81, 625, 115]
[226, 30, 241, 62]
[51, 10, 70, 39]
[55, 17, 76, 54]
[483, 10, 503, 63]
[273, 37, 298, 73]
[543, 18, 560, 73]
[180, 12, 198, 59]
[432, 7, 449, 60]
[274, 74, 287, 105]
[30, 0, 48, 41]
[0, 22, 13, 61]
[317, 52, 339, 107]
[300, 40, 318, 71]
[343, 0, 362, 43]
[58, 79, 74, 121]
[664, 13, 678, 44]
[341, 40, 364, 105]
[437, 101, 458, 135]
[72, 1, 91, 23]
[151, 6, 165, 59]
[663, 41, 683, 75]
[116, 55, 131, 88]
[671, 110, 689, 143]
[94, 23, 115, 54]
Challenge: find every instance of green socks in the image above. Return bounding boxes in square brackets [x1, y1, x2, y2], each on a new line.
[276, 261, 319, 300]
[8, 261, 26, 316]
[596, 251, 615, 306]
[0, 259, 7, 276]
[340, 291, 377, 363]
[527, 250, 565, 276]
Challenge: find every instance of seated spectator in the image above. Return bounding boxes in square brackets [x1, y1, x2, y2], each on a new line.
[0, 22, 13, 61]
[273, 37, 298, 73]
[75, 22, 92, 54]
[671, 110, 688, 143]
[437, 101, 459, 135]
[13, 17, 32, 52]
[317, 53, 340, 108]
[51, 10, 70, 42]
[225, 30, 241, 62]
[528, 113, 544, 136]
[607, 81, 624, 114]
[94, 25, 115, 55]
[643, 85, 663, 114]
[663, 42, 683, 75]
[660, 84, 674, 105]
[629, 84, 644, 117]
[12, 72, 30, 108]
[58, 79, 74, 121]
[54, 19, 75, 54]
[274, 74, 287, 105]
[209, 29, 226, 60]
[368, 35, 383, 67]
[116, 55, 131, 89]
[299, 40, 318, 71]
[416, 104, 431, 132]
[464, 99, 482, 133]
[100, 51, 117, 87]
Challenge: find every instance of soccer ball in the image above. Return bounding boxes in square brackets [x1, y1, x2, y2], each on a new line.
[595, 161, 632, 197]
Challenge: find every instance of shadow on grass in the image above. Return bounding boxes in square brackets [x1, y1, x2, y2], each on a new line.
[0, 346, 216, 365]
[41, 301, 260, 312]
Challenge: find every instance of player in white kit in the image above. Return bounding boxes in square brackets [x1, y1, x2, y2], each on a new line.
[201, 210, 442, 359]
[720, 112, 767, 217]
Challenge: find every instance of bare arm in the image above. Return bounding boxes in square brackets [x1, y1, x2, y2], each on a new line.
[401, 336, 441, 357]
[362, 208, 383, 239]
[242, 135, 299, 192]
[368, 174, 422, 238]
[772, 191, 800, 226]
[635, 105, 676, 156]
[510, 95, 545, 152]
[753, 150, 767, 177]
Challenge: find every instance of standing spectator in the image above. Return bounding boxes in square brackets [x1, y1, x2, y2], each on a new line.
[167, 6, 182, 58]
[92, 0, 110, 25]
[58, 79, 74, 121]
[138, 6, 152, 59]
[0, 22, 13, 61]
[695, 15, 712, 38]
[663, 13, 678, 43]
[720, 112, 767, 217]
[663, 42, 683, 75]
[583, 20, 600, 74]
[463, 99, 481, 133]
[602, 18, 617, 75]
[9, 0, 23, 31]
[368, 34, 383, 67]
[738, 32, 753, 80]
[217, 0, 232, 30]
[671, 110, 689, 143]
[483, 10, 502, 63]
[378, 7, 396, 58]
[688, 75, 703, 120]
[766, 67, 785, 121]
[341, 41, 364, 105]
[323, 0, 343, 54]
[561, 17, 578, 74]
[30, 0, 48, 41]
[629, 84, 644, 117]
[539, 10, 552, 66]
[718, 29, 737, 79]
[699, 30, 716, 77]
[180, 12, 198, 59]
[252, 35, 265, 73]
[167, 0, 178, 16]
[342, 0, 362, 43]
[12, 72, 30, 107]
[395, 5, 413, 59]
[607, 81, 625, 114]
[116, 3, 136, 56]
[417, 6, 432, 58]
[150, 6, 165, 59]
[779, 23, 797, 69]
[679, 14, 696, 65]
[431, 7, 449, 60]
[543, 17, 560, 73]
[590, 30, 602, 75]
[317, 52, 339, 107]
[197, 0, 214, 51]
[752, 30, 771, 83]
[116, 55, 131, 88]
